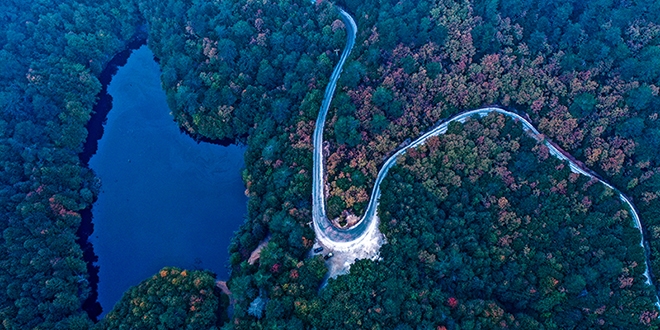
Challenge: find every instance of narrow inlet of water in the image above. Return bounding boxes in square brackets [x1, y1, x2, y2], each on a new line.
[87, 45, 246, 316]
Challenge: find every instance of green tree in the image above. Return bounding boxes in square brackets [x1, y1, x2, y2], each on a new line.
[98, 267, 227, 329]
[569, 93, 597, 118]
[334, 116, 362, 147]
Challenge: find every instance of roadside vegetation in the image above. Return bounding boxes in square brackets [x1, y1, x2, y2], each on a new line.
[324, 0, 660, 236]
[313, 114, 660, 328]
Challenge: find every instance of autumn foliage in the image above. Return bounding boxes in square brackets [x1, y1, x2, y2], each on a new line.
[313, 114, 659, 328]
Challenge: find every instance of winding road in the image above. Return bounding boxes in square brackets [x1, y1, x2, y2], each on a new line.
[311, 7, 660, 309]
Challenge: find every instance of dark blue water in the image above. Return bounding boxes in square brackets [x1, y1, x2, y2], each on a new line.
[88, 45, 246, 315]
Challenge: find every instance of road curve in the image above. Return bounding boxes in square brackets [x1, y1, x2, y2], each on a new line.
[311, 8, 660, 308]
[311, 8, 367, 251]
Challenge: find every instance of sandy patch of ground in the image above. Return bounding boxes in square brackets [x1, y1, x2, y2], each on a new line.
[248, 236, 270, 265]
[216, 280, 231, 296]
[312, 216, 385, 281]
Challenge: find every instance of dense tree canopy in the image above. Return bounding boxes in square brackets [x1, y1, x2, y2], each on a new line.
[321, 0, 660, 233]
[0, 0, 141, 327]
[310, 114, 660, 328]
[2, 0, 660, 328]
[96, 267, 228, 329]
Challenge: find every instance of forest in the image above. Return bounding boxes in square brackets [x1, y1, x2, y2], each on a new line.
[96, 267, 229, 329]
[310, 114, 660, 328]
[1, 0, 660, 328]
[0, 0, 141, 328]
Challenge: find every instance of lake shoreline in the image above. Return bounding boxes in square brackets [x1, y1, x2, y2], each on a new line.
[78, 33, 246, 320]
[77, 32, 147, 321]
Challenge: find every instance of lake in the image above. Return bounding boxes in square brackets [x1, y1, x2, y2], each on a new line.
[87, 45, 246, 316]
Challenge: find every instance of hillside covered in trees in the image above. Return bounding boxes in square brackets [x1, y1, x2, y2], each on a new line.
[0, 0, 142, 327]
[321, 0, 660, 233]
[311, 114, 660, 328]
[1, 0, 660, 328]
[96, 267, 228, 329]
